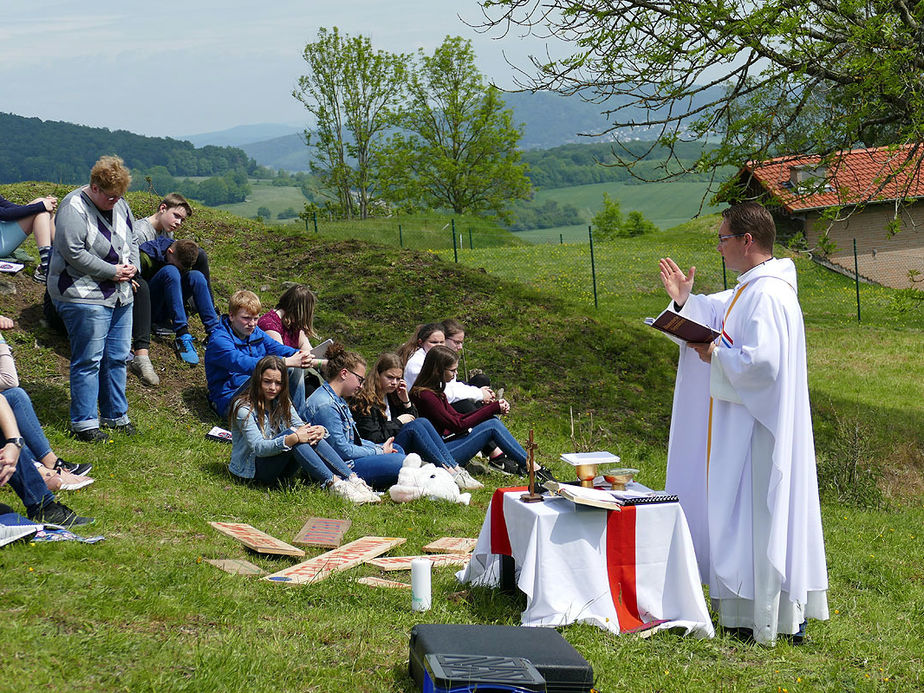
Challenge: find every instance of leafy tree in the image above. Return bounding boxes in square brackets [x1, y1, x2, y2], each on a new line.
[476, 1, 924, 204]
[293, 27, 407, 219]
[256, 206, 271, 219]
[622, 210, 657, 237]
[375, 36, 531, 221]
[591, 193, 623, 240]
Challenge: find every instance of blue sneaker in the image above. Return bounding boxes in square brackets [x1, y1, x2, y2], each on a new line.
[175, 333, 199, 365]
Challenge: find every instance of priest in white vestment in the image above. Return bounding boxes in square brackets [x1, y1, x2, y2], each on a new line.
[659, 202, 828, 645]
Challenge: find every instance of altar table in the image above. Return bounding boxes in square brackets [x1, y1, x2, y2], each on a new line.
[458, 487, 714, 638]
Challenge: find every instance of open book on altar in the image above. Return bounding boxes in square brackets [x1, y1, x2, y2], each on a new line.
[645, 308, 720, 344]
[544, 482, 678, 510]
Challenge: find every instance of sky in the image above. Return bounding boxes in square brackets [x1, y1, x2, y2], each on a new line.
[0, 0, 560, 139]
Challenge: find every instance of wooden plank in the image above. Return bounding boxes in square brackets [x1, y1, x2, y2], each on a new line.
[365, 553, 471, 572]
[209, 521, 305, 557]
[422, 537, 478, 554]
[264, 536, 406, 585]
[292, 517, 352, 548]
[356, 576, 411, 589]
[205, 558, 265, 576]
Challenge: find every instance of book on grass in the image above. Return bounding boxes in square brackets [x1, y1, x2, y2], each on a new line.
[206, 426, 233, 443]
[645, 309, 720, 344]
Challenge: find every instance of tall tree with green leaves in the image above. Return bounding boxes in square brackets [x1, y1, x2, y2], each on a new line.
[476, 1, 924, 206]
[293, 27, 407, 219]
[375, 36, 530, 220]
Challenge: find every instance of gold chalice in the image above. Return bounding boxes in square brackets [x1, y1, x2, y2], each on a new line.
[575, 463, 599, 488]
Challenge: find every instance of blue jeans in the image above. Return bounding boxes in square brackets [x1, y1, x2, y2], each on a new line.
[7, 445, 54, 512]
[2, 388, 52, 460]
[55, 301, 132, 431]
[149, 266, 219, 336]
[253, 436, 353, 486]
[350, 452, 406, 489]
[445, 418, 527, 467]
[394, 418, 457, 468]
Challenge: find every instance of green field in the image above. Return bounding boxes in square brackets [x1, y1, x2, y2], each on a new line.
[0, 181, 922, 692]
[516, 180, 725, 243]
[216, 180, 310, 223]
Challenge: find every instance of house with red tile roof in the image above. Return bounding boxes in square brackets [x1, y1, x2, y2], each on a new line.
[733, 145, 923, 290]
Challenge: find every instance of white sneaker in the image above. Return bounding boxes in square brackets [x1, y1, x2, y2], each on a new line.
[129, 354, 160, 387]
[348, 475, 382, 503]
[329, 478, 379, 504]
[453, 468, 484, 490]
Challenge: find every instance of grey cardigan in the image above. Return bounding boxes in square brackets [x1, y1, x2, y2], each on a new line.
[47, 187, 139, 307]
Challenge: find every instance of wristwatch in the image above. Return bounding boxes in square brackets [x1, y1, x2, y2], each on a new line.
[4, 437, 24, 449]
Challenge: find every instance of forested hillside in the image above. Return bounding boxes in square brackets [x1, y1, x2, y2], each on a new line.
[0, 112, 256, 184]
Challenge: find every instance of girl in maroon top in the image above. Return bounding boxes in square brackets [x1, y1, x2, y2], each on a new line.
[410, 345, 535, 477]
[258, 284, 318, 350]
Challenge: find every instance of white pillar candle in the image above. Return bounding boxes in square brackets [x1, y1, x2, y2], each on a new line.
[411, 558, 432, 611]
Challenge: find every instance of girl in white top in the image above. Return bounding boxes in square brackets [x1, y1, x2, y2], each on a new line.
[398, 323, 445, 389]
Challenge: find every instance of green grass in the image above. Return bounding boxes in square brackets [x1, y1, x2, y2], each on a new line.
[515, 180, 725, 243]
[0, 182, 922, 692]
[215, 180, 311, 223]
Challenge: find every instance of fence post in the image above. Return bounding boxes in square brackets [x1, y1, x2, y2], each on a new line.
[588, 225, 598, 309]
[312, 212, 318, 234]
[399, 224, 403, 248]
[560, 233, 563, 245]
[722, 257, 727, 290]
[854, 238, 861, 323]
[452, 218, 458, 263]
[304, 216, 309, 234]
[468, 227, 473, 250]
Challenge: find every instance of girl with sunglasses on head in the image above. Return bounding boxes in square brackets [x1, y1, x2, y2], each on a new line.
[228, 355, 378, 504]
[350, 353, 483, 490]
[304, 343, 407, 489]
[411, 346, 550, 480]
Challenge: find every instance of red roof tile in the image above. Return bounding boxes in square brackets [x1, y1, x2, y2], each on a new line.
[740, 145, 924, 213]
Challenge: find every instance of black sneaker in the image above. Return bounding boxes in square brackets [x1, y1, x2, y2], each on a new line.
[103, 421, 136, 436]
[71, 428, 110, 443]
[54, 458, 93, 476]
[534, 467, 558, 485]
[488, 455, 518, 476]
[28, 500, 94, 527]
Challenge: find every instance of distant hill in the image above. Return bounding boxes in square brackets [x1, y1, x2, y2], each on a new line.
[235, 87, 726, 170]
[0, 112, 257, 185]
[182, 123, 302, 148]
[240, 134, 311, 172]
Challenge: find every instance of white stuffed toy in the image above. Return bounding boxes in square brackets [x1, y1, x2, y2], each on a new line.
[388, 454, 471, 505]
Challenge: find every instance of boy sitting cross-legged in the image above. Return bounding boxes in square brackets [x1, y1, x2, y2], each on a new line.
[139, 237, 219, 365]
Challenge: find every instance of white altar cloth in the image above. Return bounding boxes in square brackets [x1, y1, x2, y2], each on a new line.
[458, 487, 714, 638]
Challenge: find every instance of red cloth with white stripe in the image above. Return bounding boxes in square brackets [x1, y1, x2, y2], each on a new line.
[460, 487, 714, 637]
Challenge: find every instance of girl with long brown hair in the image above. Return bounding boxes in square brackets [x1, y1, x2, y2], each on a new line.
[228, 355, 377, 503]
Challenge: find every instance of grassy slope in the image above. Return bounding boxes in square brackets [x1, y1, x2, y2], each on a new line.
[0, 182, 921, 692]
[215, 180, 309, 223]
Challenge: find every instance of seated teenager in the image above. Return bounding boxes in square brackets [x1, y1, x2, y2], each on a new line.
[0, 395, 93, 526]
[397, 323, 445, 389]
[440, 318, 495, 414]
[258, 284, 325, 396]
[139, 237, 219, 365]
[0, 192, 57, 283]
[228, 356, 377, 503]
[129, 194, 196, 386]
[0, 315, 93, 487]
[204, 290, 313, 419]
[304, 344, 406, 489]
[350, 353, 483, 490]
[410, 345, 546, 479]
